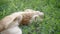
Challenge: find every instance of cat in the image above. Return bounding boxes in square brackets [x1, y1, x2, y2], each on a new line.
[0, 9, 44, 34]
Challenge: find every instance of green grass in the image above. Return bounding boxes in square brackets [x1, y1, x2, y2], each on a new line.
[0, 0, 60, 34]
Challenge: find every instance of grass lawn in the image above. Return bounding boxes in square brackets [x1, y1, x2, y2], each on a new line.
[0, 0, 60, 34]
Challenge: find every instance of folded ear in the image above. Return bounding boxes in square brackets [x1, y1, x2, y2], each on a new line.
[13, 15, 23, 24]
[1, 12, 22, 29]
